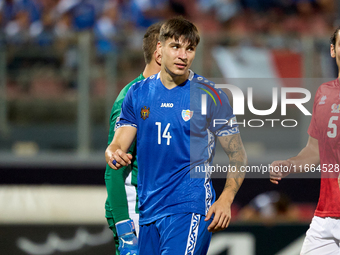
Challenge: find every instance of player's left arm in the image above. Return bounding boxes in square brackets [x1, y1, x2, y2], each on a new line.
[205, 133, 247, 232]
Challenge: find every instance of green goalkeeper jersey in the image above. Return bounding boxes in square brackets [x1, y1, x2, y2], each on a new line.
[105, 73, 144, 223]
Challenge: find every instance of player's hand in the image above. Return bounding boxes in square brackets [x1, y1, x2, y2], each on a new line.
[205, 199, 231, 233]
[116, 220, 138, 255]
[269, 160, 291, 184]
[106, 148, 132, 170]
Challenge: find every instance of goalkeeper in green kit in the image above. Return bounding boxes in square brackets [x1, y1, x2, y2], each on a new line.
[104, 22, 162, 255]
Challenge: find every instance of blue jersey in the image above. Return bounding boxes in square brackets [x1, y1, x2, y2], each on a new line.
[117, 70, 239, 225]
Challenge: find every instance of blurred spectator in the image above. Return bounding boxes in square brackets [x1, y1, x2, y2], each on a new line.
[55, 11, 72, 39]
[199, 0, 241, 24]
[237, 191, 300, 223]
[17, 0, 41, 23]
[94, 1, 119, 55]
[0, 0, 19, 27]
[4, 0, 56, 45]
[70, 1, 95, 31]
[56, 0, 105, 31]
[5, 9, 31, 44]
[55, 0, 79, 16]
[30, 0, 59, 45]
[128, 0, 170, 29]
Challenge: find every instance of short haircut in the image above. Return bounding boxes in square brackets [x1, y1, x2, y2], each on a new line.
[159, 17, 200, 47]
[330, 26, 340, 46]
[143, 22, 163, 64]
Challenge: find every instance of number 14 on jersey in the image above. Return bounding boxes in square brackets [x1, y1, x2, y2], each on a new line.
[156, 122, 172, 145]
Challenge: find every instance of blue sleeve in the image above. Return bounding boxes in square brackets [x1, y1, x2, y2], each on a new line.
[116, 86, 137, 129]
[208, 88, 239, 136]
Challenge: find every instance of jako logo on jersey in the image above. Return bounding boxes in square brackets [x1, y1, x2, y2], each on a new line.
[161, 103, 174, 108]
[182, 110, 193, 121]
[319, 95, 327, 105]
[331, 104, 340, 113]
[141, 106, 150, 120]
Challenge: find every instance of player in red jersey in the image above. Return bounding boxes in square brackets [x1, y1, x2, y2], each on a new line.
[270, 26, 340, 255]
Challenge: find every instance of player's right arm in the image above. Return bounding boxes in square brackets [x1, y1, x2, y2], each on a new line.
[270, 135, 320, 184]
[105, 126, 137, 170]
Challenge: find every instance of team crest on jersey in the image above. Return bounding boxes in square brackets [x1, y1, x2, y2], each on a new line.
[141, 106, 150, 120]
[331, 104, 340, 113]
[182, 110, 193, 121]
[319, 95, 326, 105]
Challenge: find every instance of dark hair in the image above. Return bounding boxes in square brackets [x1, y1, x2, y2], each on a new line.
[159, 17, 200, 47]
[143, 22, 163, 64]
[330, 26, 340, 46]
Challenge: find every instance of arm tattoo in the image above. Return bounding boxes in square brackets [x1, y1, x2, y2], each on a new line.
[219, 134, 247, 196]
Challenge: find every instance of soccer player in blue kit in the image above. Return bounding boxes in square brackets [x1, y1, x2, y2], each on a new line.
[105, 17, 247, 254]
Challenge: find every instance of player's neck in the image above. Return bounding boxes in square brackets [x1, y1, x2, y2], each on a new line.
[160, 68, 189, 89]
[143, 62, 161, 78]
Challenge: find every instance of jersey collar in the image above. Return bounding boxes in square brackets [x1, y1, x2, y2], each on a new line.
[156, 69, 194, 81]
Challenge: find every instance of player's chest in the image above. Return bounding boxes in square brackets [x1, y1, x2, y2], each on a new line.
[135, 90, 193, 129]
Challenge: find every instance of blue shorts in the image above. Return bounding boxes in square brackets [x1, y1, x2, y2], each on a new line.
[138, 213, 212, 255]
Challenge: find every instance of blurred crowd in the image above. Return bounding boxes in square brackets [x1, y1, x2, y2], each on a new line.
[0, 0, 337, 52]
[1, 0, 338, 100]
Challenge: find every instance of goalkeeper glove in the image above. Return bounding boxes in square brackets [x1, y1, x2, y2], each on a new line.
[116, 219, 138, 255]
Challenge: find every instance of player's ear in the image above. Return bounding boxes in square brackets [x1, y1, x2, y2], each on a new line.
[156, 41, 162, 56]
[331, 44, 336, 58]
[154, 49, 161, 66]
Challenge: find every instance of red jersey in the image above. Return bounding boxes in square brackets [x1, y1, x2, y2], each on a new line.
[308, 78, 340, 217]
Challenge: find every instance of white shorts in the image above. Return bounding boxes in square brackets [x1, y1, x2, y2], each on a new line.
[300, 216, 340, 255]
